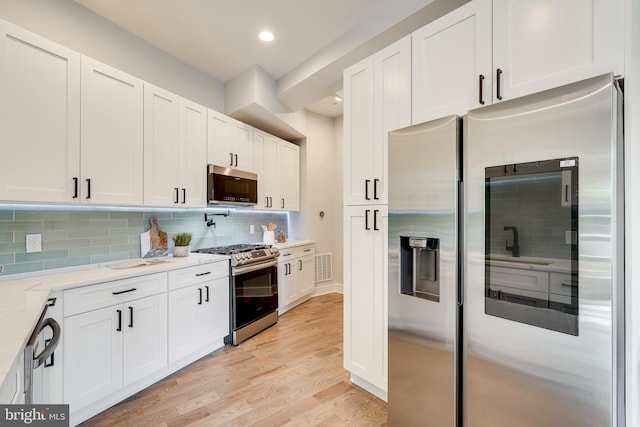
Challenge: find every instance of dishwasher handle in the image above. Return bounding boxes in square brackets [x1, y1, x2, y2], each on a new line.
[32, 318, 61, 369]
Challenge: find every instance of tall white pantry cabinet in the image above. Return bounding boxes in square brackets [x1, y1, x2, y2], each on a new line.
[343, 35, 411, 400]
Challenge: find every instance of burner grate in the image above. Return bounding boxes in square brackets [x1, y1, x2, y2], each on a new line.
[193, 243, 271, 255]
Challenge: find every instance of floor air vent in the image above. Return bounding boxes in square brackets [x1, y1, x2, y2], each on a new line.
[314, 253, 332, 283]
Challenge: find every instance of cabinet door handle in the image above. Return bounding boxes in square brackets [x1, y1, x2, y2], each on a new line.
[128, 306, 133, 328]
[116, 309, 122, 332]
[112, 288, 137, 295]
[365, 209, 371, 230]
[229, 152, 234, 166]
[182, 188, 186, 204]
[374, 209, 379, 231]
[298, 259, 302, 271]
[205, 285, 210, 302]
[304, 249, 312, 252]
[478, 74, 485, 105]
[174, 187, 179, 204]
[234, 154, 238, 167]
[73, 177, 79, 199]
[195, 271, 211, 277]
[281, 198, 285, 209]
[496, 68, 503, 100]
[373, 179, 379, 200]
[85, 178, 91, 199]
[198, 288, 203, 305]
[365, 179, 371, 200]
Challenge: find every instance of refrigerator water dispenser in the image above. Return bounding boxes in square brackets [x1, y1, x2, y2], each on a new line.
[399, 236, 440, 302]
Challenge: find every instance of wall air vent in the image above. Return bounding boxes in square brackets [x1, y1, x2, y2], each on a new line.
[314, 253, 332, 283]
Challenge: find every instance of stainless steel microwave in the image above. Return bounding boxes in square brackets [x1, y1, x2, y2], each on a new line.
[207, 165, 258, 206]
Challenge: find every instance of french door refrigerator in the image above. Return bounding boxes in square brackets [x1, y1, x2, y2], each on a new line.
[388, 73, 624, 427]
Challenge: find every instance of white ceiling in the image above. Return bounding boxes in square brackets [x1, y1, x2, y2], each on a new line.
[71, 0, 456, 118]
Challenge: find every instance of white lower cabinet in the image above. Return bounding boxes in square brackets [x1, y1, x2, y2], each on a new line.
[0, 347, 24, 404]
[63, 273, 167, 418]
[58, 262, 231, 425]
[278, 244, 315, 313]
[64, 304, 124, 409]
[168, 263, 229, 363]
[343, 206, 388, 399]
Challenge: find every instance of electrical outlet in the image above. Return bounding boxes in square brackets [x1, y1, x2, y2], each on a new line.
[250, 224, 255, 234]
[26, 234, 42, 253]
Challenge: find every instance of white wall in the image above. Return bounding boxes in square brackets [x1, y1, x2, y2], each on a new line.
[334, 115, 345, 286]
[287, 111, 342, 288]
[0, 0, 225, 111]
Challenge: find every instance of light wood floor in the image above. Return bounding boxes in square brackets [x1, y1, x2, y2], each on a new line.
[82, 293, 388, 426]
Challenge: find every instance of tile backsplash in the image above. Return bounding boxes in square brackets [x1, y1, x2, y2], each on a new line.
[0, 206, 288, 276]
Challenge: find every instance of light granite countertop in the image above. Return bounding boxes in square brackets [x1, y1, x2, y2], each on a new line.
[273, 240, 315, 250]
[0, 253, 228, 395]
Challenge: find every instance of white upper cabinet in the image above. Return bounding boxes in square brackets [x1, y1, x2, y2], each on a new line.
[144, 84, 207, 207]
[278, 141, 300, 211]
[253, 130, 280, 210]
[178, 98, 207, 207]
[492, 0, 624, 102]
[207, 109, 255, 173]
[344, 35, 411, 206]
[412, 0, 492, 123]
[0, 19, 81, 203]
[143, 84, 180, 207]
[253, 130, 300, 211]
[412, 0, 624, 120]
[81, 57, 144, 205]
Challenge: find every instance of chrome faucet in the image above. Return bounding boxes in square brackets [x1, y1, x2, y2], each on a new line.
[504, 226, 520, 257]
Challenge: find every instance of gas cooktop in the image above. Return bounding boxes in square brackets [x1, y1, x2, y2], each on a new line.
[193, 243, 279, 267]
[193, 243, 272, 255]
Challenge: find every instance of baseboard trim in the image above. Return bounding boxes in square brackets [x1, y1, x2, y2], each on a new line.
[350, 373, 388, 402]
[312, 282, 343, 296]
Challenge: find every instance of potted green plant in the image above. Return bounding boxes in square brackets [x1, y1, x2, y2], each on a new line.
[171, 232, 192, 257]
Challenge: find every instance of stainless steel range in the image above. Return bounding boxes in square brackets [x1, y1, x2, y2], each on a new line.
[194, 243, 280, 345]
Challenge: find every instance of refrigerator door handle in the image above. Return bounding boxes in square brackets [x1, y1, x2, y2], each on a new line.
[457, 180, 464, 306]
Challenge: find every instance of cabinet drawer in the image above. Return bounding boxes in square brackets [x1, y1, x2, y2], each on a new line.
[549, 272, 576, 297]
[64, 273, 167, 317]
[168, 261, 229, 291]
[488, 266, 549, 294]
[278, 245, 315, 261]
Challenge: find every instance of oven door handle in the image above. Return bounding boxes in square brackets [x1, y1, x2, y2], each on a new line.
[233, 259, 278, 275]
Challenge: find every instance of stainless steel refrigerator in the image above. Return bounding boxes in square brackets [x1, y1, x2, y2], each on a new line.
[388, 73, 624, 426]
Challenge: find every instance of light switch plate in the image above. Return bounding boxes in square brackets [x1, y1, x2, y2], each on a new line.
[26, 234, 42, 253]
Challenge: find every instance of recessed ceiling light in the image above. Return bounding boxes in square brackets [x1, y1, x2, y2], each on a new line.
[259, 31, 274, 42]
